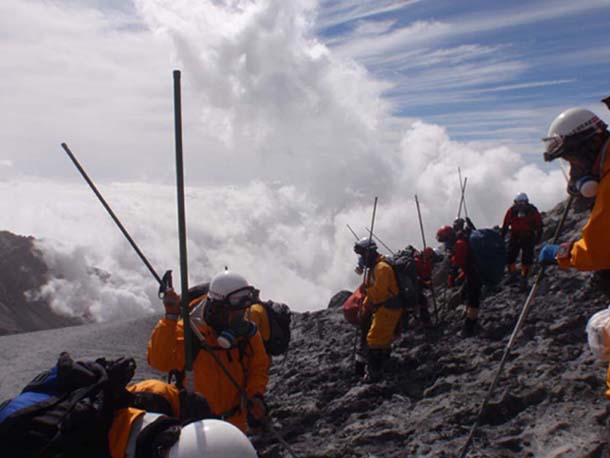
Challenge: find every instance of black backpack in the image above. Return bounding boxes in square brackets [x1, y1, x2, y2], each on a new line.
[385, 247, 419, 309]
[0, 352, 135, 458]
[262, 301, 292, 356]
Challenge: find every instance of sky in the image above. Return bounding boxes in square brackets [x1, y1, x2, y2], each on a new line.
[1, 0, 609, 319]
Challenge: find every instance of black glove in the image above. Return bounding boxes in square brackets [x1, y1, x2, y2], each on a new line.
[247, 393, 268, 428]
[179, 389, 215, 424]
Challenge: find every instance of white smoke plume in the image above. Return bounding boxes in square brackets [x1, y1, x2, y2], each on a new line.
[0, 0, 570, 321]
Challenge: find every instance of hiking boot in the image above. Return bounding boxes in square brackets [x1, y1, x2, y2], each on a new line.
[354, 360, 366, 378]
[364, 350, 386, 383]
[460, 318, 479, 338]
[504, 271, 519, 285]
[519, 275, 528, 292]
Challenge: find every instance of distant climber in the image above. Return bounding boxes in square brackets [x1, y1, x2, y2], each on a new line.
[436, 225, 482, 337]
[148, 270, 270, 433]
[538, 106, 610, 292]
[501, 192, 543, 290]
[353, 237, 402, 382]
[413, 247, 443, 329]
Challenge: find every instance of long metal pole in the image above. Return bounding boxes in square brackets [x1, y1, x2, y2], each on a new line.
[346, 224, 360, 240]
[173, 70, 194, 390]
[415, 194, 439, 324]
[457, 174, 468, 219]
[459, 195, 574, 458]
[60, 143, 163, 286]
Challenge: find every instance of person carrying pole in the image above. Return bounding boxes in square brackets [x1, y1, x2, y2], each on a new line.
[353, 198, 404, 382]
[149, 270, 270, 433]
[538, 103, 610, 404]
[415, 195, 441, 325]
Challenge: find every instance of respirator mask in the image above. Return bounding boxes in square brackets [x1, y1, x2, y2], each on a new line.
[203, 288, 259, 349]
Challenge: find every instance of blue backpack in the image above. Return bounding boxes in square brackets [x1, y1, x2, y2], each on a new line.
[468, 229, 506, 286]
[0, 352, 135, 458]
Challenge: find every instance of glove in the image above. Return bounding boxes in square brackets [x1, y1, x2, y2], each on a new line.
[354, 256, 365, 275]
[163, 289, 181, 317]
[538, 244, 559, 265]
[247, 394, 268, 428]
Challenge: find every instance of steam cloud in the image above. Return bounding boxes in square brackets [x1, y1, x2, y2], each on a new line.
[1, 0, 567, 320]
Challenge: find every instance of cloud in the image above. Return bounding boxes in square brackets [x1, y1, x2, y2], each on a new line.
[1, 0, 570, 322]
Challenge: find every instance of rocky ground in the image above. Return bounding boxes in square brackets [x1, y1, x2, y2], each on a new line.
[256, 198, 610, 457]
[1, 199, 609, 457]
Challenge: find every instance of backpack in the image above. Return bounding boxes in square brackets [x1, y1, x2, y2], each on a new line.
[342, 287, 365, 326]
[385, 247, 419, 309]
[0, 352, 135, 458]
[468, 228, 507, 286]
[262, 301, 292, 356]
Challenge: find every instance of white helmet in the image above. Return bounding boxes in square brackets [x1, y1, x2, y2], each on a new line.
[168, 419, 257, 458]
[514, 192, 528, 204]
[354, 237, 377, 255]
[543, 107, 607, 161]
[208, 271, 255, 309]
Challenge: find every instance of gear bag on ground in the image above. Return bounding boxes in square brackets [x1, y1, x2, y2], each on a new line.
[0, 352, 136, 458]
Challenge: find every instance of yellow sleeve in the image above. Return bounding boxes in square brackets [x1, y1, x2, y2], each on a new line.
[365, 261, 399, 306]
[147, 318, 185, 372]
[244, 332, 270, 398]
[561, 161, 610, 271]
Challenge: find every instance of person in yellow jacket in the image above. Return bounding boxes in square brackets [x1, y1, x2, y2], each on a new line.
[539, 104, 610, 401]
[147, 270, 270, 433]
[353, 237, 402, 382]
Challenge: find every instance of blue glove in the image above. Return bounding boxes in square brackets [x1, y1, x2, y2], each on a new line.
[538, 244, 559, 265]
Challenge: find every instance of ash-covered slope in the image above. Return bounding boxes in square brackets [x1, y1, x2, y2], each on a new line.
[0, 231, 80, 335]
[257, 199, 610, 458]
[1, 200, 608, 457]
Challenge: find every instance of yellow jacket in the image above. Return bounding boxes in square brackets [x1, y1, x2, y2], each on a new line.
[559, 141, 610, 270]
[147, 318, 269, 432]
[363, 257, 400, 309]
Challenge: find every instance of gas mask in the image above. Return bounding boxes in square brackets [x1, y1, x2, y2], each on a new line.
[203, 300, 258, 349]
[567, 158, 599, 199]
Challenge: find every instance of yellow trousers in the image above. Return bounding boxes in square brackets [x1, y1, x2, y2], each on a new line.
[367, 306, 403, 349]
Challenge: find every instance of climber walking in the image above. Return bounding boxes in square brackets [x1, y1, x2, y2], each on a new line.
[436, 225, 482, 337]
[353, 237, 402, 382]
[501, 193, 543, 291]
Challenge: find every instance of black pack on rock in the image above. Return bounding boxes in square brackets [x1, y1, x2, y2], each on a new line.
[262, 301, 292, 356]
[385, 247, 419, 309]
[0, 352, 135, 458]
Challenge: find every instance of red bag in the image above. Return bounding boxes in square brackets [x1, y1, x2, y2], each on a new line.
[343, 287, 364, 326]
